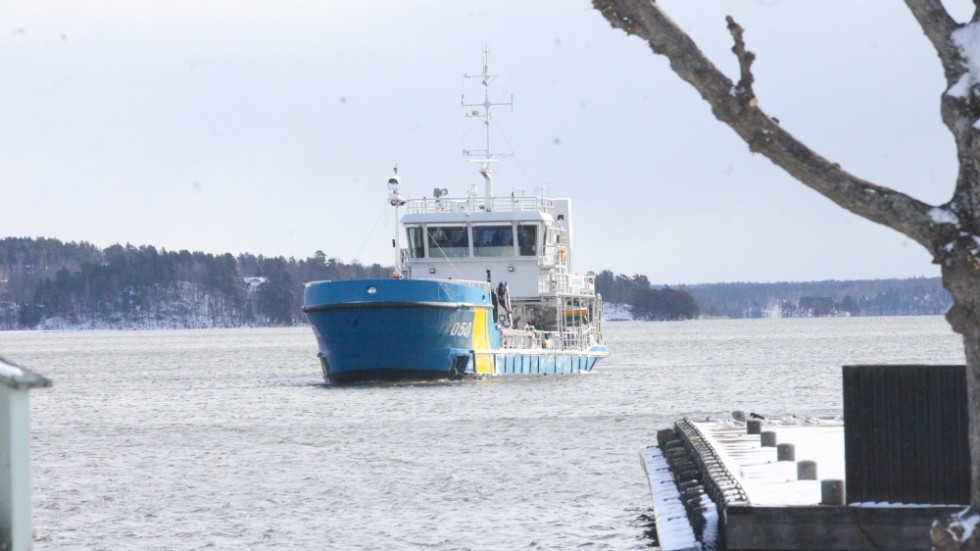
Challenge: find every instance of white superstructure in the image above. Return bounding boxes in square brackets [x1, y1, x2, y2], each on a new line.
[388, 48, 601, 341]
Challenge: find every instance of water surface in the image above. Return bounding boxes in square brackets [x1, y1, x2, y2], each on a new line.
[0, 316, 964, 550]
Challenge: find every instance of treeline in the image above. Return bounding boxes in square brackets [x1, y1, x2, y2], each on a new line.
[0, 237, 952, 329]
[0, 237, 389, 329]
[594, 271, 700, 320]
[684, 278, 951, 318]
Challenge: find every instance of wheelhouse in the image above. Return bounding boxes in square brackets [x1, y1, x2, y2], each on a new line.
[397, 196, 584, 300]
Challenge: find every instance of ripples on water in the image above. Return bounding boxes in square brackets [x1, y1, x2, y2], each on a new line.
[0, 317, 964, 550]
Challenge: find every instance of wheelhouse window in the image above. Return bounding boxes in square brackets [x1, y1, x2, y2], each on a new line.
[518, 224, 537, 256]
[473, 225, 514, 257]
[427, 226, 469, 257]
[406, 226, 425, 258]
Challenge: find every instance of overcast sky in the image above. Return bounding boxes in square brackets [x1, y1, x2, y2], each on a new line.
[1, 1, 973, 284]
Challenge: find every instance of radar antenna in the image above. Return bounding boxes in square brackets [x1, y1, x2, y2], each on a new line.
[461, 47, 513, 205]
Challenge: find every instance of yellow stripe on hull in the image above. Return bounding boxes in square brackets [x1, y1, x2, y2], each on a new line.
[471, 308, 495, 374]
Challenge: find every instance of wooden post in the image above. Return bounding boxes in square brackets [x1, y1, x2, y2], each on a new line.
[747, 419, 762, 434]
[821, 479, 846, 505]
[798, 460, 818, 481]
[0, 356, 51, 551]
[760, 431, 777, 447]
[777, 443, 796, 462]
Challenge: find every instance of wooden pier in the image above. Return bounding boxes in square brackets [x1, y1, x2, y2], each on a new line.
[643, 365, 968, 551]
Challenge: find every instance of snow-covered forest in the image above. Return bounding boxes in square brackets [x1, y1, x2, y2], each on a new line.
[0, 237, 388, 329]
[0, 238, 952, 329]
[684, 279, 951, 319]
[595, 272, 950, 320]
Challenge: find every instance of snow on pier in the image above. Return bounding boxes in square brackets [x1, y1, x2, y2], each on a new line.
[640, 445, 699, 551]
[641, 413, 963, 551]
[689, 418, 845, 506]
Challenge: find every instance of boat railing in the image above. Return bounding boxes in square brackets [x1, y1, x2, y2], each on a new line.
[500, 325, 599, 352]
[539, 265, 572, 294]
[539, 267, 598, 296]
[499, 328, 540, 350]
[406, 196, 554, 215]
[545, 326, 600, 351]
[433, 278, 492, 295]
[542, 244, 568, 263]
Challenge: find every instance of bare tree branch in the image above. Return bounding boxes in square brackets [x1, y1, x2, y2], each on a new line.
[904, 0, 962, 84]
[901, 1, 980, 233]
[593, 0, 940, 252]
[726, 16, 755, 102]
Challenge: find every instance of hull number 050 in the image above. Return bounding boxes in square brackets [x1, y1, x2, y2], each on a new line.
[449, 322, 472, 336]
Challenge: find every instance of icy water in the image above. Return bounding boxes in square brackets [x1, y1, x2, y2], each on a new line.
[0, 317, 965, 550]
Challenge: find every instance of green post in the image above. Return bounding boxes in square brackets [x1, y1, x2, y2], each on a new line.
[0, 357, 51, 551]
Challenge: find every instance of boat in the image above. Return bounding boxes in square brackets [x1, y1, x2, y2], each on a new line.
[302, 49, 608, 383]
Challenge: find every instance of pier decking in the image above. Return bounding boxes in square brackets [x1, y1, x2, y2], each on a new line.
[643, 418, 960, 550]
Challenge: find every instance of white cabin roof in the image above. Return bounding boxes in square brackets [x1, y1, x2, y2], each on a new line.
[402, 210, 552, 224]
[402, 195, 565, 225]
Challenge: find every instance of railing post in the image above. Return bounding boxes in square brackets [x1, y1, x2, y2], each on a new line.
[0, 357, 52, 551]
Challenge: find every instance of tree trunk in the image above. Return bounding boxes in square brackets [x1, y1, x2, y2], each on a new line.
[945, 269, 980, 505]
[591, 1, 980, 548]
[934, 256, 980, 548]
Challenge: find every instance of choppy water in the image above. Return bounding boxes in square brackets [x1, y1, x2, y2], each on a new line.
[0, 316, 965, 550]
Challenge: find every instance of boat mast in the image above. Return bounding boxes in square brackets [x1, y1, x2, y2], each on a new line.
[387, 165, 405, 277]
[462, 47, 512, 205]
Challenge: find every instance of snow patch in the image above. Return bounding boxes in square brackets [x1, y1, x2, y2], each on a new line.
[959, 511, 980, 542]
[764, 300, 782, 318]
[602, 302, 634, 321]
[244, 276, 267, 288]
[950, 23, 980, 99]
[945, 507, 980, 542]
[930, 207, 960, 226]
[26, 282, 256, 331]
[692, 421, 845, 506]
[640, 446, 700, 551]
[948, 72, 972, 98]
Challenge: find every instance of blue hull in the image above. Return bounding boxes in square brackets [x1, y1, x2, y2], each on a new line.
[494, 348, 608, 375]
[302, 278, 606, 383]
[303, 279, 491, 383]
